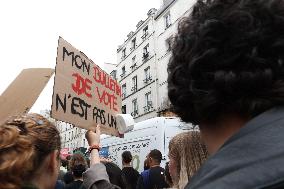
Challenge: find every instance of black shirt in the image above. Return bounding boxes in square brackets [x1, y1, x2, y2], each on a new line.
[148, 166, 169, 189]
[122, 167, 140, 189]
[65, 180, 86, 189]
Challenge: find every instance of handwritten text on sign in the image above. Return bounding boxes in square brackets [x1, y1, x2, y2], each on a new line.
[51, 37, 122, 136]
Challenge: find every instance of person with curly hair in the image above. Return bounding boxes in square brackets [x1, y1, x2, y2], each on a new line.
[0, 113, 61, 189]
[167, 0, 284, 188]
[168, 131, 208, 189]
[65, 153, 87, 189]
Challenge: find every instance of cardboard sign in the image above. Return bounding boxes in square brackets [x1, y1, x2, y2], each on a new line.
[51, 37, 122, 136]
[0, 68, 54, 125]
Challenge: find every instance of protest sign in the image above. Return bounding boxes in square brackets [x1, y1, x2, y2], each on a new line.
[0, 68, 54, 124]
[51, 37, 122, 136]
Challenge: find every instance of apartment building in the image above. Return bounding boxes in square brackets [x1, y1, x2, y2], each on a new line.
[110, 0, 194, 121]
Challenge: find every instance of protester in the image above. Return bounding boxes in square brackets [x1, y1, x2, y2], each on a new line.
[103, 161, 127, 189]
[136, 149, 169, 189]
[63, 155, 74, 185]
[143, 158, 150, 171]
[167, 0, 284, 188]
[65, 153, 87, 189]
[168, 131, 208, 188]
[121, 151, 140, 189]
[83, 125, 120, 189]
[164, 162, 173, 188]
[0, 113, 61, 189]
[58, 159, 68, 181]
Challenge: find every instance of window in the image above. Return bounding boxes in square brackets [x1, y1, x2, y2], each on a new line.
[142, 26, 148, 40]
[83, 139, 86, 147]
[131, 76, 137, 92]
[131, 56, 137, 71]
[121, 66, 126, 78]
[164, 12, 171, 29]
[143, 44, 149, 60]
[122, 48, 126, 59]
[122, 84, 126, 98]
[144, 92, 153, 112]
[122, 105, 126, 114]
[131, 38, 136, 51]
[110, 70, 117, 80]
[144, 66, 152, 83]
[132, 99, 138, 117]
[166, 37, 173, 52]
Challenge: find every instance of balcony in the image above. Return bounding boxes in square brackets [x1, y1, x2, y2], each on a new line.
[130, 46, 136, 51]
[130, 63, 137, 72]
[120, 72, 126, 79]
[141, 31, 149, 40]
[121, 55, 126, 61]
[142, 52, 149, 62]
[122, 93, 126, 99]
[144, 102, 153, 113]
[143, 76, 152, 84]
[131, 86, 137, 93]
[131, 110, 139, 117]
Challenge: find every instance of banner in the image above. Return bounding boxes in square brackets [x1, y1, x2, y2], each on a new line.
[51, 37, 122, 136]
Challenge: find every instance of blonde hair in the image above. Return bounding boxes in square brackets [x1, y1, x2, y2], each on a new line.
[169, 131, 208, 189]
[0, 113, 61, 189]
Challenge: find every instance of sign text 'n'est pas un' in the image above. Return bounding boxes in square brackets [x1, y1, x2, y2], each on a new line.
[51, 37, 122, 136]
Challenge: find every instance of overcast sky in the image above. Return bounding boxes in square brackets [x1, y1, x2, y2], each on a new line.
[0, 0, 161, 113]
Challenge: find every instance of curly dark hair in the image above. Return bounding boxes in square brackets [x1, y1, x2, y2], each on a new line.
[168, 0, 284, 125]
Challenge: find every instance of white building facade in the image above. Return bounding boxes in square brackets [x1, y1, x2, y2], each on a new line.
[55, 121, 88, 152]
[114, 8, 159, 123]
[111, 0, 194, 122]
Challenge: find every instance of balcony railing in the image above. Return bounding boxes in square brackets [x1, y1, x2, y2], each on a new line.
[120, 72, 126, 78]
[122, 93, 126, 99]
[130, 63, 137, 72]
[131, 86, 137, 93]
[141, 31, 149, 40]
[143, 102, 153, 113]
[142, 52, 149, 61]
[131, 110, 139, 117]
[143, 76, 152, 84]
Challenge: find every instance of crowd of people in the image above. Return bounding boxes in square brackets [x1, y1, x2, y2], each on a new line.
[2, 0, 284, 188]
[0, 113, 208, 189]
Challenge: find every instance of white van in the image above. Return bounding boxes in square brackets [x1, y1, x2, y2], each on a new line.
[100, 117, 193, 172]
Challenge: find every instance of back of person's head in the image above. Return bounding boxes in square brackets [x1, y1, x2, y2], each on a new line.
[144, 158, 150, 170]
[168, 0, 284, 126]
[122, 150, 132, 164]
[61, 159, 68, 168]
[0, 113, 61, 189]
[148, 149, 162, 164]
[103, 162, 126, 188]
[169, 131, 208, 188]
[69, 153, 87, 178]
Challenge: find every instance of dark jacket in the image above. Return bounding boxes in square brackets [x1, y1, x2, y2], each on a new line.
[122, 167, 140, 189]
[136, 166, 169, 189]
[186, 107, 284, 189]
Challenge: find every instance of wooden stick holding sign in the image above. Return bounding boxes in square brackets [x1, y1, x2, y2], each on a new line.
[51, 37, 122, 136]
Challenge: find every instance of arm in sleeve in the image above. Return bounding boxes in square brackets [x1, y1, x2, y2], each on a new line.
[83, 163, 120, 189]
